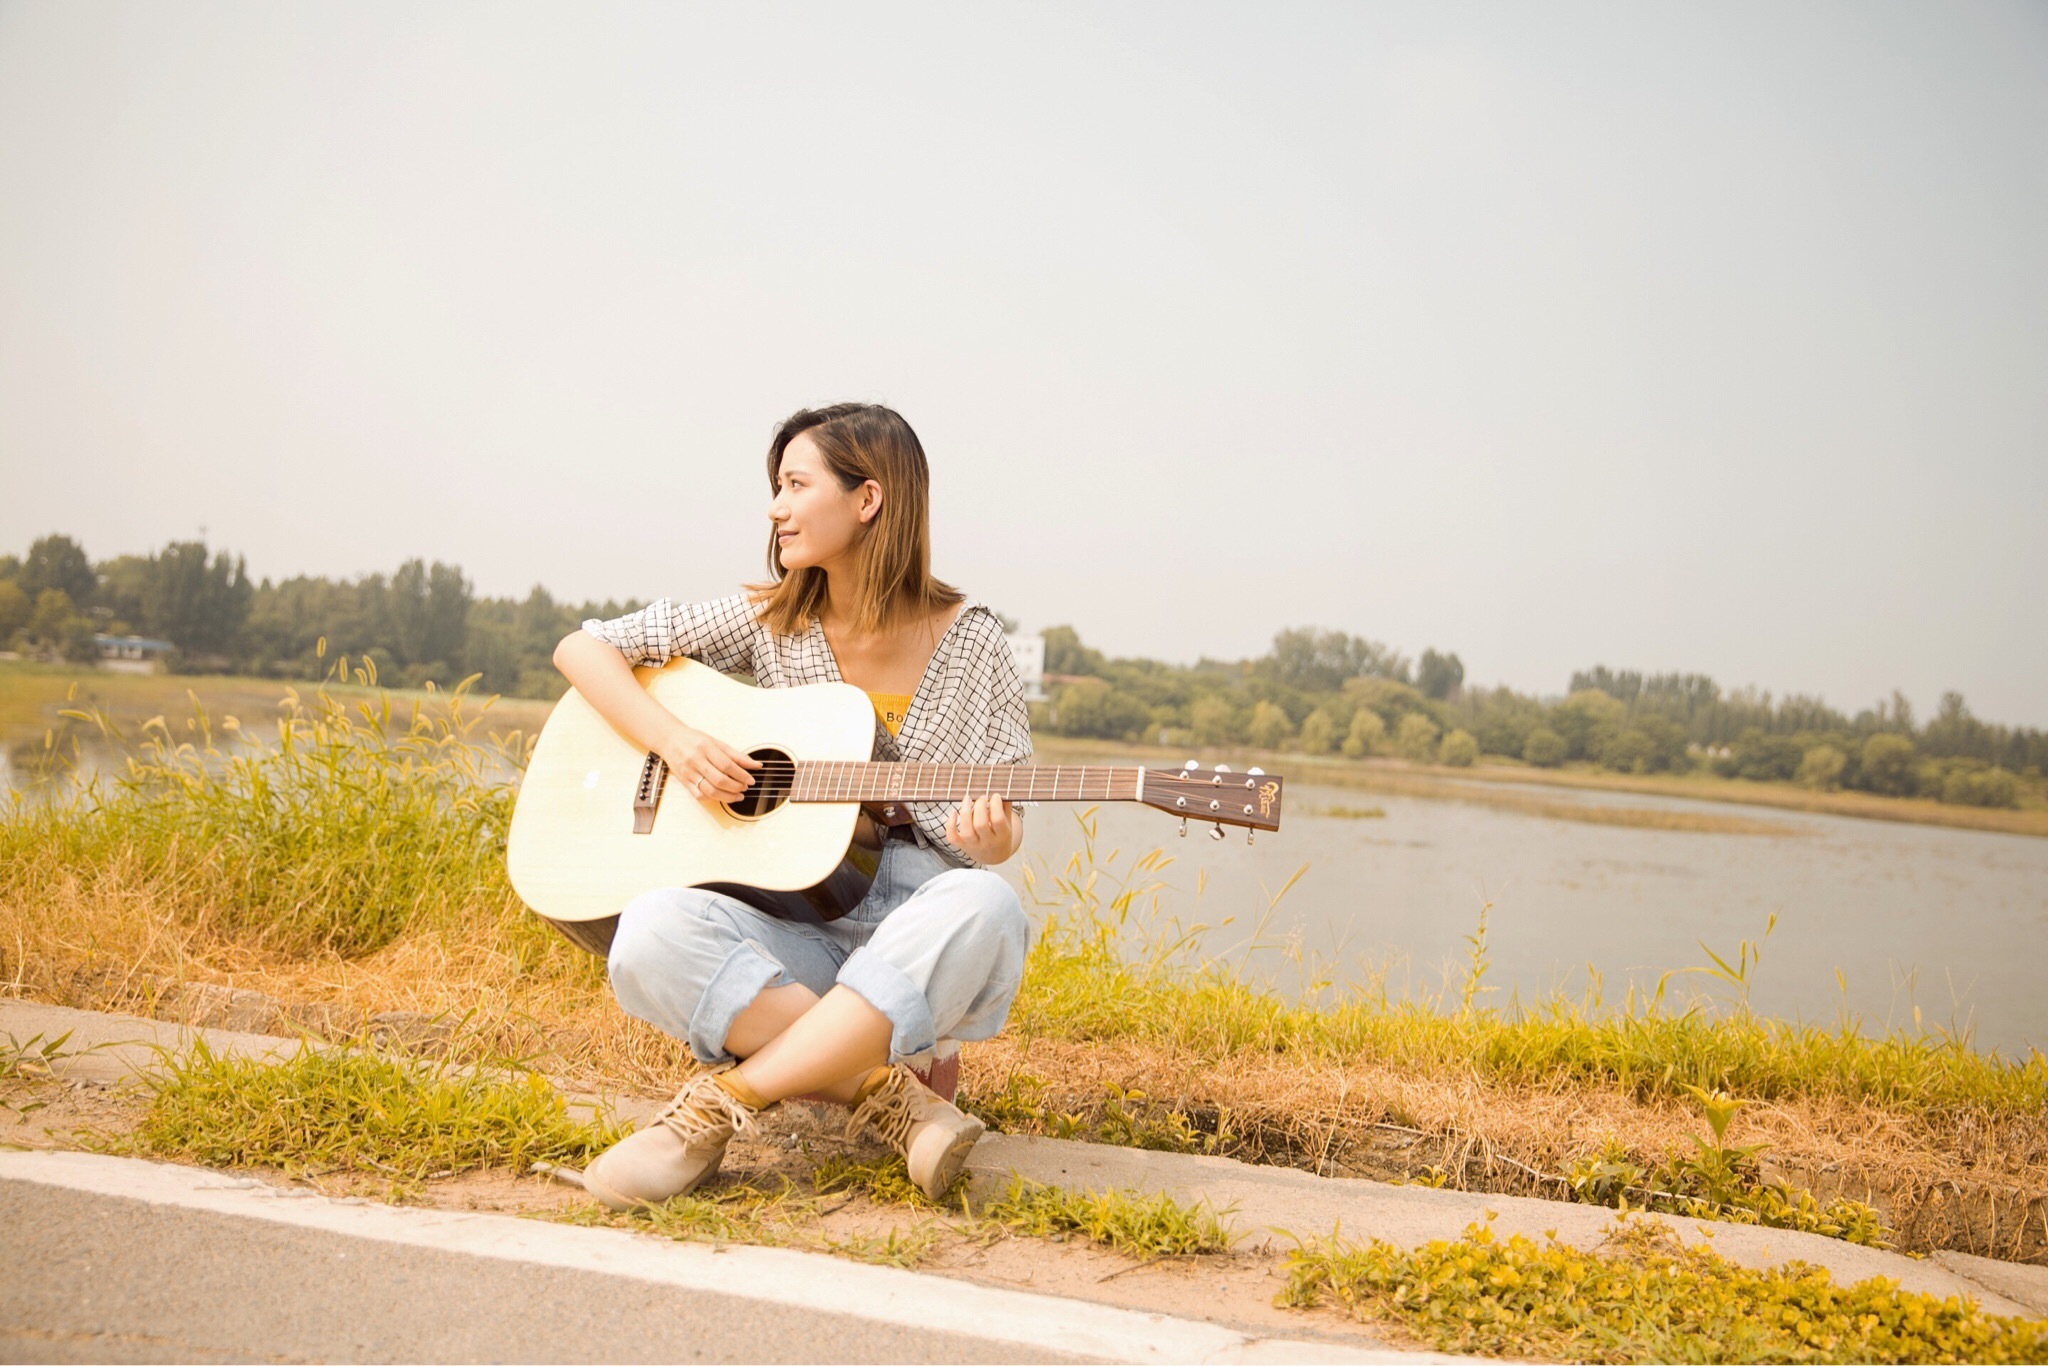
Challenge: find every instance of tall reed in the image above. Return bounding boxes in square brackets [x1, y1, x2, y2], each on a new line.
[1, 653, 530, 957]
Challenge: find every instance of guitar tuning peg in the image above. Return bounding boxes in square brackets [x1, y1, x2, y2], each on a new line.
[1183, 759, 1200, 772]
[1214, 764, 1232, 774]
[1247, 767, 1264, 776]
[1246, 828, 1255, 846]
[1209, 823, 1226, 841]
[1178, 817, 1189, 838]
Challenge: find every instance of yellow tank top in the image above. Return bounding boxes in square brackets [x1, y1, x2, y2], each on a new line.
[868, 692, 913, 737]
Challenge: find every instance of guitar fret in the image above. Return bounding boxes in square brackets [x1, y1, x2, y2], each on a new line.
[789, 760, 1192, 811]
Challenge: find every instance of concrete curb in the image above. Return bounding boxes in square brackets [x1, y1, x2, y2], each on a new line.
[0, 1149, 1425, 1364]
[9, 997, 2046, 1324]
[959, 1135, 2048, 1319]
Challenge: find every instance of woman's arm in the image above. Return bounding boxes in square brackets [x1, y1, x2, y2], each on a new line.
[552, 629, 759, 800]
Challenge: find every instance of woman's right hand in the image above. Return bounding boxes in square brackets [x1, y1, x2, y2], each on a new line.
[659, 722, 761, 803]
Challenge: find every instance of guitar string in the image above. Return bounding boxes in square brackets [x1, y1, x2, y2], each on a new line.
[668, 762, 1157, 800]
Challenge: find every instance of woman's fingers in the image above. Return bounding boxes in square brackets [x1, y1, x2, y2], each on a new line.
[703, 744, 758, 790]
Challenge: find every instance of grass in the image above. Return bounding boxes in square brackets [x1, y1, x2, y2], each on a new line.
[979, 1176, 1237, 1258]
[125, 1038, 623, 1180]
[1283, 1217, 2048, 1364]
[2, 656, 540, 957]
[1304, 803, 1387, 819]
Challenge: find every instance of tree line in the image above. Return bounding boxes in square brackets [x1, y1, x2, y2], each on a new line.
[1038, 626, 2042, 811]
[0, 533, 636, 700]
[2, 532, 2038, 810]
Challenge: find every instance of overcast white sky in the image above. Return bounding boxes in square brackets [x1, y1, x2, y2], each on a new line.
[1, 2, 2043, 724]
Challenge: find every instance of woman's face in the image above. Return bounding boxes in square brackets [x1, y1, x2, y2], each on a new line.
[770, 432, 880, 571]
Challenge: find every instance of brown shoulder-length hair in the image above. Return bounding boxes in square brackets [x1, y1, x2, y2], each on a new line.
[748, 403, 964, 636]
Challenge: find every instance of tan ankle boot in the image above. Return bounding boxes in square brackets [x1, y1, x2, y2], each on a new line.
[846, 1063, 985, 1201]
[581, 1073, 759, 1211]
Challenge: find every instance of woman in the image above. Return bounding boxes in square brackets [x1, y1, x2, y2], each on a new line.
[552, 403, 1031, 1210]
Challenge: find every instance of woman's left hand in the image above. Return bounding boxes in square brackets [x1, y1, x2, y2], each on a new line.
[945, 794, 1023, 865]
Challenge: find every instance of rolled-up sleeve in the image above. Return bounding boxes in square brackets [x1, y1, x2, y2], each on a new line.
[581, 595, 766, 674]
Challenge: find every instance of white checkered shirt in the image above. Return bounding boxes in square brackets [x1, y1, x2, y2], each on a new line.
[581, 594, 1033, 866]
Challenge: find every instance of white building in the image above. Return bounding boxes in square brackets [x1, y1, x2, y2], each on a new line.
[1006, 631, 1047, 703]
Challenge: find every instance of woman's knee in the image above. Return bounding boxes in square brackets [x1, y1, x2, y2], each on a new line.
[919, 869, 1030, 951]
[606, 888, 736, 1005]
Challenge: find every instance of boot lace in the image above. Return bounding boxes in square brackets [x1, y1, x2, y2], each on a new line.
[846, 1070, 920, 1151]
[655, 1076, 758, 1146]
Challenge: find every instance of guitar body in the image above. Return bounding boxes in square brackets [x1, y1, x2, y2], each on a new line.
[507, 658, 875, 955]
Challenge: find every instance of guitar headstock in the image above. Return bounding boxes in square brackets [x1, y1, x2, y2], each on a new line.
[1138, 763, 1285, 833]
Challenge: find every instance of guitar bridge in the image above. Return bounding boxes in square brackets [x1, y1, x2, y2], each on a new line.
[632, 752, 668, 834]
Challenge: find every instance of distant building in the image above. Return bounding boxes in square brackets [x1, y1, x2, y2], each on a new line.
[93, 634, 174, 675]
[1006, 631, 1047, 703]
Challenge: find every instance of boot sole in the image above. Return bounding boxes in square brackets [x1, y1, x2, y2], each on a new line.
[918, 1116, 987, 1201]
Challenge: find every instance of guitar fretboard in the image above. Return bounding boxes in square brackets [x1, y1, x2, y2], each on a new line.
[789, 763, 1141, 804]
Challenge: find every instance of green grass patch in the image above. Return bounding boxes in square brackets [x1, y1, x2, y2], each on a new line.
[979, 1176, 1237, 1258]
[812, 1151, 952, 1207]
[127, 1040, 622, 1180]
[1282, 1217, 2048, 1363]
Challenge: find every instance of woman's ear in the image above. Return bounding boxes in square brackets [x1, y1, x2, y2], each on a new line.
[858, 479, 884, 525]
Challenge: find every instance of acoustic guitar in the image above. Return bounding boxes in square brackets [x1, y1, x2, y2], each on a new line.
[505, 657, 1286, 955]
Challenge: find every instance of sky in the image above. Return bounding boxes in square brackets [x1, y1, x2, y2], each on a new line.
[1, 1, 2043, 725]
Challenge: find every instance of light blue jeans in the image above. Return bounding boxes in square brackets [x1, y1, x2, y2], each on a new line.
[607, 838, 1031, 1066]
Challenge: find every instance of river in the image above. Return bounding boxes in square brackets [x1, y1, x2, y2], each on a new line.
[1000, 774, 2048, 1060]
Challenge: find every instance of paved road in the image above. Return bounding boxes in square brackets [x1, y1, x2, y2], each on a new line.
[0, 1151, 1396, 1365]
[0, 1179, 1044, 1364]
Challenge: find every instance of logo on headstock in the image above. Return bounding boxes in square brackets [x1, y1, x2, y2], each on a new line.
[1258, 781, 1279, 817]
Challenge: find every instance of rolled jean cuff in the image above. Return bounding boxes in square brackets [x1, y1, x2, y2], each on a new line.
[686, 939, 788, 1064]
[836, 947, 938, 1064]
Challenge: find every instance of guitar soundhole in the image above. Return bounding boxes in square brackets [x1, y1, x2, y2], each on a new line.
[726, 747, 796, 820]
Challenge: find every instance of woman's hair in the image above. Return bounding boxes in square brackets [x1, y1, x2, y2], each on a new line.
[748, 403, 964, 636]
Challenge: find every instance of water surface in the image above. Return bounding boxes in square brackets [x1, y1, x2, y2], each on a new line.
[1000, 776, 2048, 1058]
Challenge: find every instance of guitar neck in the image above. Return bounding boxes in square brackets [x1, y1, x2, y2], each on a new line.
[789, 762, 1141, 804]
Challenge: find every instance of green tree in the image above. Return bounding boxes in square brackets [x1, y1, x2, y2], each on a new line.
[1522, 726, 1566, 767]
[387, 559, 471, 670]
[1247, 699, 1293, 749]
[1190, 694, 1237, 748]
[1395, 712, 1440, 762]
[144, 541, 254, 655]
[0, 579, 28, 638]
[95, 554, 154, 634]
[1265, 627, 1408, 690]
[1417, 648, 1464, 700]
[1797, 744, 1846, 791]
[1940, 763, 2020, 809]
[1438, 728, 1479, 767]
[1859, 733, 1917, 797]
[1341, 708, 1385, 758]
[1550, 690, 1626, 761]
[1052, 681, 1150, 740]
[1297, 708, 1338, 754]
[19, 534, 96, 607]
[1041, 624, 1105, 677]
[28, 588, 95, 661]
